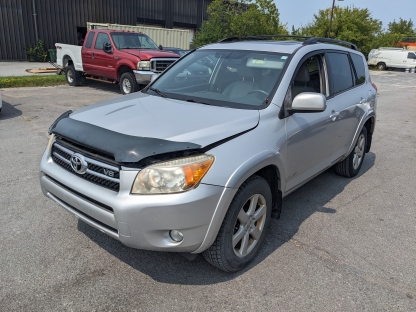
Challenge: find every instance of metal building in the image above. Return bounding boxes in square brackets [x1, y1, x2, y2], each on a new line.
[0, 0, 212, 60]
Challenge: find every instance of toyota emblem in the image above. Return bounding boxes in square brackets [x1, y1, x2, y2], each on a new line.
[70, 153, 88, 175]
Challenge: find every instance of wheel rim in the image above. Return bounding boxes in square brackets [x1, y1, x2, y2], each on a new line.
[353, 134, 365, 169]
[67, 70, 74, 83]
[378, 64, 384, 70]
[233, 194, 267, 257]
[122, 78, 131, 94]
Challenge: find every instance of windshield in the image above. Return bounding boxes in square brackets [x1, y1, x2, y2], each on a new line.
[147, 49, 289, 109]
[111, 33, 159, 50]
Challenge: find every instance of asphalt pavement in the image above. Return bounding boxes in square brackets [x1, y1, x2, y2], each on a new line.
[0, 73, 415, 311]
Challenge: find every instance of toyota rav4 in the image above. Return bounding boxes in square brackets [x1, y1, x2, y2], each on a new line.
[40, 36, 377, 272]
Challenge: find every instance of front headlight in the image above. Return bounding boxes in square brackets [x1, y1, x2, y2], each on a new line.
[137, 61, 151, 70]
[131, 155, 214, 194]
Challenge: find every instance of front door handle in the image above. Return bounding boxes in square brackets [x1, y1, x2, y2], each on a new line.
[92, 52, 95, 58]
[329, 111, 339, 121]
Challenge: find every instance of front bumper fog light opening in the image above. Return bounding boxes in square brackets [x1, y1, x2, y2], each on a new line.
[169, 230, 184, 242]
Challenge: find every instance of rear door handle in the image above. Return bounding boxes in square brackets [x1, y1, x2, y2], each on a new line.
[329, 111, 339, 121]
[92, 52, 95, 58]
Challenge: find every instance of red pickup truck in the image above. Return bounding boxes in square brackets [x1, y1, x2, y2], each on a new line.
[56, 30, 180, 94]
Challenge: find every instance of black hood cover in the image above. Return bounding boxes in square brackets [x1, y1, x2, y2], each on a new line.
[50, 116, 201, 163]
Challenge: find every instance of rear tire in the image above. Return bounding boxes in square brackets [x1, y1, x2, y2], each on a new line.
[203, 175, 272, 272]
[66, 65, 81, 86]
[119, 72, 139, 95]
[377, 62, 386, 70]
[335, 126, 367, 178]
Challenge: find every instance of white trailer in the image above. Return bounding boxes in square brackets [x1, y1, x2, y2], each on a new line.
[87, 22, 191, 50]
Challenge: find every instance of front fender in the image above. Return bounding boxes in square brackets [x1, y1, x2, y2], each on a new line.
[192, 151, 285, 253]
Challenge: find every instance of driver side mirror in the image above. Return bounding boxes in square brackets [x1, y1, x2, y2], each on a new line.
[291, 93, 326, 112]
[103, 42, 113, 54]
[159, 44, 163, 50]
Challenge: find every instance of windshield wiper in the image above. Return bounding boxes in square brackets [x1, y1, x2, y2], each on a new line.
[148, 87, 168, 98]
[185, 98, 211, 105]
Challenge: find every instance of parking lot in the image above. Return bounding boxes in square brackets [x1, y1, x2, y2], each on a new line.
[0, 72, 415, 311]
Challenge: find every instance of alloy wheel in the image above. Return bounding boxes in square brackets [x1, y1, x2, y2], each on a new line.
[353, 134, 365, 169]
[122, 78, 131, 94]
[233, 194, 267, 257]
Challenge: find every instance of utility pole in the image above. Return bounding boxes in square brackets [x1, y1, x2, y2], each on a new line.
[328, 0, 344, 38]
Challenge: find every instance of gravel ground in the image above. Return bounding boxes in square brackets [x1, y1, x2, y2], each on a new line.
[0, 73, 415, 311]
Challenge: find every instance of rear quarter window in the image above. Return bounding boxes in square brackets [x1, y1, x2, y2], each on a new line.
[350, 53, 366, 85]
[326, 53, 354, 96]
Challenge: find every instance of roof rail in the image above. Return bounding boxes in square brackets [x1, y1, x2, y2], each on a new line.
[218, 35, 358, 50]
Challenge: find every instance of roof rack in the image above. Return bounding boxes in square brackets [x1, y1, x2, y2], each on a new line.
[218, 35, 358, 50]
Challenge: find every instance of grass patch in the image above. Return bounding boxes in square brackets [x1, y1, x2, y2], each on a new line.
[0, 75, 66, 88]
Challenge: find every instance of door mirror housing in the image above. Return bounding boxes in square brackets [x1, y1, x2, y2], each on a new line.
[103, 42, 113, 54]
[291, 93, 327, 113]
[159, 44, 163, 50]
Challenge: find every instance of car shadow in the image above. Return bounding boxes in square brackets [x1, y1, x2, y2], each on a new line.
[77, 152, 376, 284]
[0, 101, 22, 120]
[77, 79, 146, 95]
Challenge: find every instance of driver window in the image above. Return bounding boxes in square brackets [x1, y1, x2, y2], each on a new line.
[408, 52, 416, 59]
[291, 55, 323, 100]
[94, 33, 111, 50]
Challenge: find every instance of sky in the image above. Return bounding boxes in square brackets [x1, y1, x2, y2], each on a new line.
[274, 0, 416, 30]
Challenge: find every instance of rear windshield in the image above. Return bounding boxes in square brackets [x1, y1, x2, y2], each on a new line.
[147, 49, 289, 110]
[110, 33, 158, 50]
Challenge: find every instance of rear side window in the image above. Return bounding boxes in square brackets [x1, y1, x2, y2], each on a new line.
[85, 32, 95, 49]
[350, 53, 366, 85]
[326, 53, 353, 95]
[94, 33, 110, 50]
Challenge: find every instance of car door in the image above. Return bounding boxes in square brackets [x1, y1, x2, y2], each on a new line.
[324, 52, 363, 158]
[81, 31, 96, 73]
[91, 32, 117, 79]
[406, 52, 416, 68]
[390, 51, 405, 68]
[284, 53, 342, 192]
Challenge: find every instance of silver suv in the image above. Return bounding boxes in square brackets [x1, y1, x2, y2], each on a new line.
[40, 36, 377, 272]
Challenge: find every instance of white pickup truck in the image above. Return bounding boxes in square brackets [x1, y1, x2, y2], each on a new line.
[56, 29, 178, 94]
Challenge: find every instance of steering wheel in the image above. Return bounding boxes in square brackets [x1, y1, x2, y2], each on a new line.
[247, 89, 269, 97]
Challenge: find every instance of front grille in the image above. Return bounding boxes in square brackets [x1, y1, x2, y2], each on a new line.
[151, 58, 177, 73]
[51, 143, 120, 192]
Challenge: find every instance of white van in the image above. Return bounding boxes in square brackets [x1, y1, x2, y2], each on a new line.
[368, 48, 416, 70]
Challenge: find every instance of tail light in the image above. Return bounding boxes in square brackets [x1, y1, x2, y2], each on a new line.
[371, 82, 377, 91]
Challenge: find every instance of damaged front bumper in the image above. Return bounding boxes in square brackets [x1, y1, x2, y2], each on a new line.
[39, 148, 235, 253]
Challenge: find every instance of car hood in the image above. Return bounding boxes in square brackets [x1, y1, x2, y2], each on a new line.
[69, 92, 259, 148]
[122, 49, 179, 59]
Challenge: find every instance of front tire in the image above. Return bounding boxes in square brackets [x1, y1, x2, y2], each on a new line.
[119, 72, 139, 95]
[66, 65, 81, 86]
[203, 175, 272, 272]
[335, 126, 367, 178]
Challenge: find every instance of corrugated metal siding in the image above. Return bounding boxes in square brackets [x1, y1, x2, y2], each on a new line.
[0, 0, 211, 60]
[173, 0, 198, 25]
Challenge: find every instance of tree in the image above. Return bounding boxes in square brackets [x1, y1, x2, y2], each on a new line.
[387, 18, 416, 36]
[299, 6, 382, 57]
[192, 0, 287, 48]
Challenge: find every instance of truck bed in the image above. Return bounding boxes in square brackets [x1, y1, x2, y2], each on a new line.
[55, 43, 83, 71]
